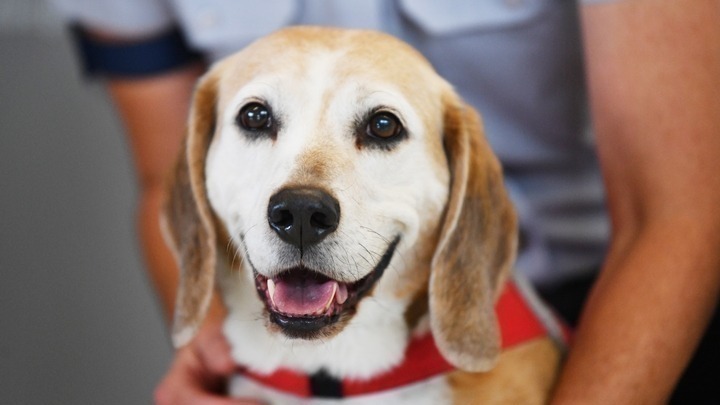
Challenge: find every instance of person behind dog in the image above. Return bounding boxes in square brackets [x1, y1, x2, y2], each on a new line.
[51, 0, 720, 403]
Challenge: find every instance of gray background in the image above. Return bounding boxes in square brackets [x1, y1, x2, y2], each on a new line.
[1, 1, 173, 403]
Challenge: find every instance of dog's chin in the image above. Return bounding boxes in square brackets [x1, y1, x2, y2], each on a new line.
[253, 237, 400, 340]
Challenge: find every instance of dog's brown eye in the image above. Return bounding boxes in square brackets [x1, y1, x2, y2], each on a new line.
[367, 112, 402, 139]
[237, 102, 272, 131]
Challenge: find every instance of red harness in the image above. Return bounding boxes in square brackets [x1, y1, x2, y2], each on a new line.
[238, 281, 560, 398]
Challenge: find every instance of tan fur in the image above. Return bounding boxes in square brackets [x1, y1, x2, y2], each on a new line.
[293, 149, 331, 182]
[289, 144, 348, 186]
[429, 92, 519, 372]
[162, 72, 221, 346]
[448, 338, 562, 404]
[403, 288, 430, 331]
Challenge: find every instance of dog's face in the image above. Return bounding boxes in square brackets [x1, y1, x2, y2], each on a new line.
[164, 27, 518, 372]
[205, 28, 450, 340]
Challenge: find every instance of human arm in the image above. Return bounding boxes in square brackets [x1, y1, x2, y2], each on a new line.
[552, 0, 720, 403]
[104, 63, 203, 319]
[78, 29, 256, 402]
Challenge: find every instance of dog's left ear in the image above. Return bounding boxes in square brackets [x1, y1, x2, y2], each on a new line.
[429, 90, 518, 372]
[161, 70, 220, 347]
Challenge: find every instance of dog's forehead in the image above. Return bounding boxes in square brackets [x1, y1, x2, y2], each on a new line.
[214, 27, 445, 109]
[206, 27, 451, 187]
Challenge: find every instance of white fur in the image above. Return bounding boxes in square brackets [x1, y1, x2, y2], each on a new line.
[204, 37, 451, 400]
[218, 255, 410, 379]
[228, 374, 453, 404]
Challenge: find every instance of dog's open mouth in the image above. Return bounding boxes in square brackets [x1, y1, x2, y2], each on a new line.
[253, 237, 400, 338]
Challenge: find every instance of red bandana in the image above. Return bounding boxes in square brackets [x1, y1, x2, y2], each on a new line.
[238, 281, 562, 398]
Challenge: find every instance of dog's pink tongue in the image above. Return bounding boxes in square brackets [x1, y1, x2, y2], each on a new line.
[271, 277, 337, 316]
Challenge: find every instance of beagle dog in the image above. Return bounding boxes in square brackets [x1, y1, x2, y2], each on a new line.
[163, 26, 565, 404]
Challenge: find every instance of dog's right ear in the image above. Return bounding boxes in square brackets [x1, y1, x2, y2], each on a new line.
[161, 71, 220, 347]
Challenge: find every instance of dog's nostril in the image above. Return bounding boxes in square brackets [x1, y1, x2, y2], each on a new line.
[310, 212, 332, 230]
[270, 208, 294, 229]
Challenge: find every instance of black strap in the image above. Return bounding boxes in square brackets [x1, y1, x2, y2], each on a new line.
[309, 369, 343, 398]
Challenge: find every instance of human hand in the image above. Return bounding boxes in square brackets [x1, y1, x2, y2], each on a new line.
[154, 317, 261, 405]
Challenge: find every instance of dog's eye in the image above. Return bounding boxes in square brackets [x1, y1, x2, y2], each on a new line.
[356, 110, 407, 151]
[367, 112, 403, 139]
[237, 102, 272, 131]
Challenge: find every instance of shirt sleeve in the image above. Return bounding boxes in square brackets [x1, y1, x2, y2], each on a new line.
[50, 0, 174, 37]
[50, 0, 202, 78]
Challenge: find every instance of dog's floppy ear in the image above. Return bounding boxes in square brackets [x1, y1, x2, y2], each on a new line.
[429, 90, 518, 372]
[161, 71, 220, 347]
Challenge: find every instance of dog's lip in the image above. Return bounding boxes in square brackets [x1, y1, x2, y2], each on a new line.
[252, 236, 401, 332]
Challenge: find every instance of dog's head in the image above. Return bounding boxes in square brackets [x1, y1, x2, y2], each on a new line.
[163, 27, 517, 372]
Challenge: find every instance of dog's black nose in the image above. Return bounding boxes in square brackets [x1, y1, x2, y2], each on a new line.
[268, 188, 340, 249]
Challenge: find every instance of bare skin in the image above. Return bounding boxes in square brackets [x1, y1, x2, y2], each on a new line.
[105, 64, 202, 320]
[553, 1, 720, 403]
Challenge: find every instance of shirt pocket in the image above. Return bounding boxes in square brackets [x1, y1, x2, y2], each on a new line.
[397, 0, 545, 35]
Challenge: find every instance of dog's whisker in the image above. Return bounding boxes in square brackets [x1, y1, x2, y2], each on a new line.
[239, 237, 253, 265]
[390, 248, 409, 273]
[350, 255, 362, 280]
[224, 238, 239, 269]
[225, 239, 240, 269]
[337, 244, 352, 267]
[357, 243, 375, 266]
[388, 262, 404, 281]
[244, 223, 261, 238]
[359, 226, 391, 244]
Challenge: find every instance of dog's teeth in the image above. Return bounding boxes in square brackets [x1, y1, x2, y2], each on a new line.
[267, 279, 276, 305]
[336, 283, 348, 305]
[323, 283, 337, 312]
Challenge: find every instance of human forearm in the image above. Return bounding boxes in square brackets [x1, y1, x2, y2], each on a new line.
[106, 65, 204, 193]
[553, 218, 720, 403]
[553, 1, 720, 402]
[105, 64, 205, 321]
